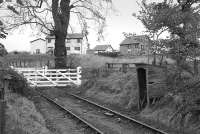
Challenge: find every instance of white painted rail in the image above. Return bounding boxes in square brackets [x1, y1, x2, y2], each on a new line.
[12, 66, 82, 87]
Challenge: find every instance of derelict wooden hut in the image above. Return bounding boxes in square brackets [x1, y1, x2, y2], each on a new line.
[135, 63, 168, 109]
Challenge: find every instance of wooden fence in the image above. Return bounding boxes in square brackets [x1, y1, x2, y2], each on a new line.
[13, 66, 82, 87]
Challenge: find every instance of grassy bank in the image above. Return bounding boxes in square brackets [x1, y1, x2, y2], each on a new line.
[5, 93, 51, 134]
[74, 55, 200, 133]
[0, 64, 51, 134]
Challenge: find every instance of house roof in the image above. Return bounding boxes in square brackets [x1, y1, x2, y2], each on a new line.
[30, 38, 45, 43]
[93, 45, 113, 51]
[46, 33, 84, 39]
[120, 35, 149, 45]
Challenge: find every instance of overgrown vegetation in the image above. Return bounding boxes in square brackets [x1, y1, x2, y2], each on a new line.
[5, 52, 54, 68]
[0, 53, 51, 133]
[132, 0, 200, 132]
[80, 70, 138, 110]
[97, 51, 119, 57]
[6, 93, 51, 134]
[0, 52, 33, 97]
[0, 68, 31, 97]
[135, 0, 200, 75]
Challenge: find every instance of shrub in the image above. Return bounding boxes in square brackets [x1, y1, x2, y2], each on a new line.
[0, 68, 29, 96]
[5, 53, 55, 68]
[97, 51, 119, 57]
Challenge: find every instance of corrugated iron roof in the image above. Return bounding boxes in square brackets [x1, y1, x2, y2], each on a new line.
[93, 45, 113, 51]
[46, 33, 83, 39]
[120, 35, 149, 45]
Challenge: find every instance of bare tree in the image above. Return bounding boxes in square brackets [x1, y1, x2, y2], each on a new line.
[1, 0, 112, 68]
[0, 21, 7, 39]
[0, 1, 7, 39]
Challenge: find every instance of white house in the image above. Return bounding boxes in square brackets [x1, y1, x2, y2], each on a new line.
[45, 33, 87, 55]
[93, 45, 114, 54]
[30, 38, 46, 54]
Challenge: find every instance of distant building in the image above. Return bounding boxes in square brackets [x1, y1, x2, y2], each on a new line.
[30, 38, 46, 54]
[86, 49, 95, 54]
[93, 45, 114, 54]
[46, 33, 87, 55]
[120, 35, 151, 56]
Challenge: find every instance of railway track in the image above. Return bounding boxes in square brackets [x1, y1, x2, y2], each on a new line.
[37, 88, 172, 134]
[66, 92, 169, 134]
[36, 90, 104, 134]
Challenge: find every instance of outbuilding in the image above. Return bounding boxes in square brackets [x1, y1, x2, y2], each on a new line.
[120, 35, 151, 56]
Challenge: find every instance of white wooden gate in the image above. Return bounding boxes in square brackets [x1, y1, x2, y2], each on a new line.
[12, 66, 82, 87]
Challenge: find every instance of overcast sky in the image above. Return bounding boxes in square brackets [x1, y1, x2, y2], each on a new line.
[0, 0, 147, 52]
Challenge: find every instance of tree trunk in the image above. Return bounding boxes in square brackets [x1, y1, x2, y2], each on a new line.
[152, 52, 156, 65]
[54, 31, 67, 68]
[52, 0, 70, 69]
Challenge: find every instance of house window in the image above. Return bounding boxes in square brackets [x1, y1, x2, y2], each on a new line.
[48, 47, 53, 49]
[141, 45, 144, 49]
[74, 47, 80, 51]
[127, 44, 131, 49]
[36, 49, 40, 54]
[47, 47, 54, 55]
[66, 47, 70, 50]
[47, 38, 51, 43]
[77, 39, 81, 43]
[66, 39, 71, 43]
[135, 43, 139, 48]
[128, 49, 131, 53]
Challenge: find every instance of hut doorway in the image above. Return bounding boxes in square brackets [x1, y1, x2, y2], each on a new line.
[137, 68, 147, 110]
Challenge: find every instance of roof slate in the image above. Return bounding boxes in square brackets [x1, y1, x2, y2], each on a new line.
[120, 35, 149, 45]
[30, 38, 45, 43]
[46, 33, 83, 39]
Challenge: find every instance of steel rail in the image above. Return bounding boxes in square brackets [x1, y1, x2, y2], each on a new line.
[36, 91, 104, 134]
[67, 92, 169, 134]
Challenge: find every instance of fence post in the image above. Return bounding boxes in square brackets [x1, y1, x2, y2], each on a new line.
[35, 68, 37, 82]
[77, 66, 82, 85]
[0, 75, 12, 134]
[43, 65, 48, 76]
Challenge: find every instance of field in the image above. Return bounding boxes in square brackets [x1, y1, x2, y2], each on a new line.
[4, 53, 175, 68]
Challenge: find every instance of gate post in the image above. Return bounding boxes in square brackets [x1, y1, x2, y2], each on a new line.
[77, 66, 82, 85]
[42, 65, 48, 75]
